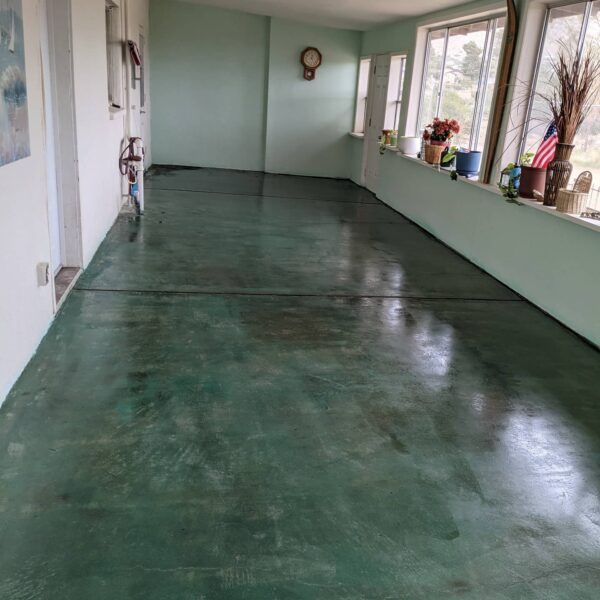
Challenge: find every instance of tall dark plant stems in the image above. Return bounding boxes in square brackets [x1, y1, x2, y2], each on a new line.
[541, 46, 600, 145]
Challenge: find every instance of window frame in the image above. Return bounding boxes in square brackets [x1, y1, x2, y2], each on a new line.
[518, 0, 595, 159]
[385, 53, 407, 133]
[105, 0, 124, 111]
[416, 14, 506, 150]
[353, 56, 373, 135]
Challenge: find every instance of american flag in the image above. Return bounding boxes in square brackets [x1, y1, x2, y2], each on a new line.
[531, 122, 558, 169]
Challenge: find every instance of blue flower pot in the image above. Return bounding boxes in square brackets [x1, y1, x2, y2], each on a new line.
[456, 150, 482, 177]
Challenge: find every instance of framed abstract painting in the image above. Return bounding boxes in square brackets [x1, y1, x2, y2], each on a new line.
[0, 0, 30, 168]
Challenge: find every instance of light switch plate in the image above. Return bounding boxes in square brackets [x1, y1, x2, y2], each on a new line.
[37, 263, 50, 287]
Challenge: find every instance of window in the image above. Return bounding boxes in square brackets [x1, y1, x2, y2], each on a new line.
[384, 55, 407, 131]
[139, 34, 146, 109]
[353, 58, 372, 134]
[105, 0, 123, 109]
[522, 1, 600, 201]
[418, 16, 506, 150]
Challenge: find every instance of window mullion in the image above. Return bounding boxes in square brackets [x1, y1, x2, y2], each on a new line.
[471, 19, 495, 150]
[395, 57, 406, 130]
[436, 28, 450, 117]
[417, 32, 434, 132]
[518, 7, 551, 160]
[578, 1, 593, 57]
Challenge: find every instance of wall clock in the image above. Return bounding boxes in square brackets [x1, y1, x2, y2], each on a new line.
[301, 47, 322, 81]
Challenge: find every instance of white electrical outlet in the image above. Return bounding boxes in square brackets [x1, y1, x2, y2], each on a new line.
[37, 263, 50, 287]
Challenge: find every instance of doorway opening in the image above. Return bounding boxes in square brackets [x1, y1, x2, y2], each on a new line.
[40, 0, 82, 306]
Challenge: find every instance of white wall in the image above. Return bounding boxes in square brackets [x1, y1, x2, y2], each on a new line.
[0, 0, 55, 404]
[127, 0, 152, 166]
[0, 0, 150, 404]
[71, 1, 126, 265]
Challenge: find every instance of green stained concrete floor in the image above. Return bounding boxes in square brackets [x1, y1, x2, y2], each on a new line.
[2, 167, 600, 599]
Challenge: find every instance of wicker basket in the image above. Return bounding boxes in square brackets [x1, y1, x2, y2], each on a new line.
[556, 189, 588, 214]
[555, 171, 592, 214]
[424, 144, 444, 165]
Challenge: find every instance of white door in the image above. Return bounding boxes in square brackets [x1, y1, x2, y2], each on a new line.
[364, 54, 391, 195]
[40, 0, 64, 275]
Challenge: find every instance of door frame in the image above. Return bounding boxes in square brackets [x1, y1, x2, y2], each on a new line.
[40, 0, 64, 275]
[42, 0, 83, 288]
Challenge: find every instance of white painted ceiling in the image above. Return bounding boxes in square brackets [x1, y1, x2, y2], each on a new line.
[176, 0, 473, 30]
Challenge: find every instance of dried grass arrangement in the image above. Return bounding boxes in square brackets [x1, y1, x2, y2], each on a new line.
[540, 46, 600, 205]
[540, 46, 600, 145]
[499, 45, 600, 179]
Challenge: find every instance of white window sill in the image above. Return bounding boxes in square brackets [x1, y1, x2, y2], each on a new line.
[391, 150, 600, 233]
[349, 132, 364, 140]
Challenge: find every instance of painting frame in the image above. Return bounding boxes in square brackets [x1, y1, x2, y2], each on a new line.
[0, 0, 30, 168]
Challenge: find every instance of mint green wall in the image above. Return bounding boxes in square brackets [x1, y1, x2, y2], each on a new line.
[361, 19, 414, 56]
[150, 2, 361, 177]
[376, 153, 600, 347]
[265, 19, 361, 178]
[150, 0, 269, 171]
[350, 0, 600, 347]
[349, 137, 364, 186]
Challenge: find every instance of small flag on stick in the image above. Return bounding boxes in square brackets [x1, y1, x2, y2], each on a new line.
[531, 122, 558, 169]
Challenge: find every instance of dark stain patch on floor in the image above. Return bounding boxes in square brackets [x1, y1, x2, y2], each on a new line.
[1, 169, 600, 599]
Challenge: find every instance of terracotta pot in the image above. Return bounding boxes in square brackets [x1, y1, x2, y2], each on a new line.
[424, 144, 444, 165]
[544, 143, 574, 207]
[519, 166, 547, 200]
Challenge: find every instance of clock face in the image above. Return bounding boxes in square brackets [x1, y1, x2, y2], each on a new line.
[302, 48, 321, 69]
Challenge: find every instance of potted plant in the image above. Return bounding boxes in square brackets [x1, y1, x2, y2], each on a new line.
[499, 161, 522, 200]
[441, 145, 459, 168]
[456, 149, 483, 177]
[422, 118, 460, 165]
[398, 136, 421, 155]
[540, 47, 600, 206]
[517, 152, 546, 199]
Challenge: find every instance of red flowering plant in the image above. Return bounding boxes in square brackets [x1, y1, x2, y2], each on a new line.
[422, 117, 461, 146]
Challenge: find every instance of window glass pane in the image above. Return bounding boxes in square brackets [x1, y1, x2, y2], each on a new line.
[438, 20, 489, 147]
[354, 58, 371, 133]
[571, 1, 600, 191]
[523, 3, 587, 156]
[419, 29, 446, 134]
[106, 2, 123, 108]
[476, 18, 506, 150]
[384, 55, 406, 131]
